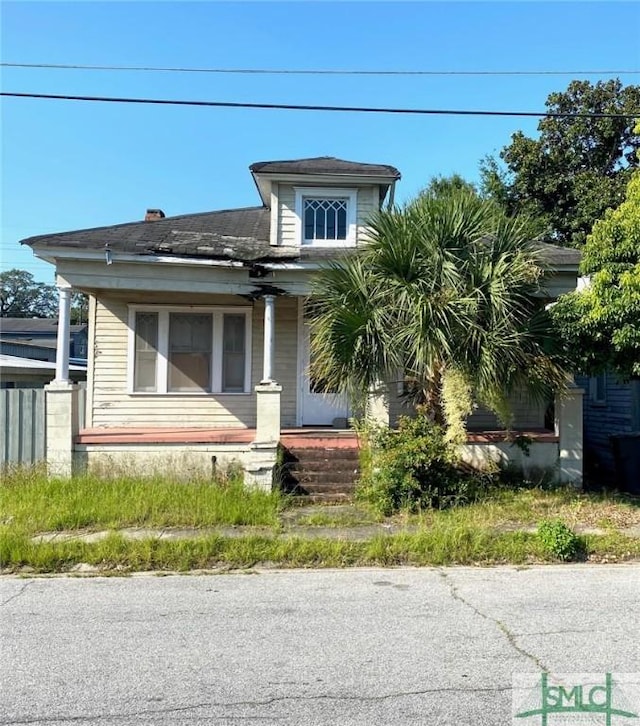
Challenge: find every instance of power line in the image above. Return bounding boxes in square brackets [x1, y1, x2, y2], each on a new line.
[2, 91, 638, 118]
[2, 62, 639, 76]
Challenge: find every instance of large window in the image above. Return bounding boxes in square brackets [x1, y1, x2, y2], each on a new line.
[294, 187, 357, 246]
[129, 307, 251, 394]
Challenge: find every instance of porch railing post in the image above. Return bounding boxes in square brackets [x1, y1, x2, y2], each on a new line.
[54, 285, 72, 383]
[555, 383, 585, 487]
[262, 294, 275, 383]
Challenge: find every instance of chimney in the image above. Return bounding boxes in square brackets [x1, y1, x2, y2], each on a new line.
[145, 208, 165, 221]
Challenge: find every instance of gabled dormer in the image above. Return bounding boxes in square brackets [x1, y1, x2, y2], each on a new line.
[249, 157, 401, 248]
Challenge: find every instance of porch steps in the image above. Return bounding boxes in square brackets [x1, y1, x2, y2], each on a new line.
[279, 437, 360, 500]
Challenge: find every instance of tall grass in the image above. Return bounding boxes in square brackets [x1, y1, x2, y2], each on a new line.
[1, 467, 282, 533]
[2, 529, 639, 573]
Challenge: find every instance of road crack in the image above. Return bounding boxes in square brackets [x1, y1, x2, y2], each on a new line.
[0, 686, 513, 724]
[437, 570, 549, 672]
[1, 581, 33, 607]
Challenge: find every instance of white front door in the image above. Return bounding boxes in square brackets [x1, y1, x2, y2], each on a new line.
[298, 301, 349, 426]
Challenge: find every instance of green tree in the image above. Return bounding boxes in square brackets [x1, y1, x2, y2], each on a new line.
[481, 80, 640, 248]
[551, 165, 640, 379]
[71, 292, 89, 324]
[0, 269, 57, 318]
[309, 188, 569, 440]
[419, 174, 478, 198]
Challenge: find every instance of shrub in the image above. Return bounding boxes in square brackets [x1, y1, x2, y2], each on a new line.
[537, 519, 581, 561]
[356, 415, 491, 515]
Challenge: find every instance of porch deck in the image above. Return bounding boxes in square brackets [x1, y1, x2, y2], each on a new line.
[75, 427, 361, 448]
[75, 427, 558, 446]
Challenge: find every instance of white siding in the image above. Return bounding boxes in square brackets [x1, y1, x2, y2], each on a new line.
[90, 294, 299, 429]
[278, 184, 297, 246]
[356, 185, 378, 244]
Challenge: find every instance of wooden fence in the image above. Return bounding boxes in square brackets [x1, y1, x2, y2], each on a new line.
[1, 387, 86, 465]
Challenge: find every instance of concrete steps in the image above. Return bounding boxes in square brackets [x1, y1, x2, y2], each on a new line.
[279, 441, 360, 499]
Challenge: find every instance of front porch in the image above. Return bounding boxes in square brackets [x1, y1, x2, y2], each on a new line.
[43, 283, 584, 489]
[68, 425, 568, 498]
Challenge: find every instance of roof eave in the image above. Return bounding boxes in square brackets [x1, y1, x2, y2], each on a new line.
[251, 170, 399, 206]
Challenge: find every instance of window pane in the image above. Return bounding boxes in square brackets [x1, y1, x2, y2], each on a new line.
[315, 206, 326, 239]
[134, 312, 158, 391]
[337, 206, 347, 239]
[326, 207, 336, 239]
[304, 205, 315, 240]
[168, 313, 212, 391]
[222, 314, 246, 392]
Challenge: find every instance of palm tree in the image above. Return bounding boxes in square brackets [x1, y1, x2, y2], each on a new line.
[309, 187, 569, 440]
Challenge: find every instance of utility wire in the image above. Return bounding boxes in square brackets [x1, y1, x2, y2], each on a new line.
[1, 91, 638, 118]
[2, 62, 639, 76]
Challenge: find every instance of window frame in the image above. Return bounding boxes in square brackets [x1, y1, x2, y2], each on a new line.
[294, 187, 357, 247]
[590, 372, 607, 406]
[127, 305, 252, 395]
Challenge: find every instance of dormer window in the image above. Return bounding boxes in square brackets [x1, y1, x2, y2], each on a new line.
[294, 187, 357, 246]
[305, 199, 347, 241]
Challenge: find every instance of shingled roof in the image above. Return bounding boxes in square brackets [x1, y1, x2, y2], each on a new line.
[249, 156, 401, 178]
[21, 204, 581, 268]
[21, 206, 361, 264]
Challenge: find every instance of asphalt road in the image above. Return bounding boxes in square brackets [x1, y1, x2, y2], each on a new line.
[1, 566, 639, 725]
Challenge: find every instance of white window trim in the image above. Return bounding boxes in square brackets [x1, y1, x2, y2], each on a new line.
[294, 187, 357, 247]
[590, 373, 607, 406]
[127, 305, 252, 395]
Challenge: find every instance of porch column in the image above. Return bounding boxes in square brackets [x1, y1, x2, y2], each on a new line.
[262, 294, 275, 383]
[54, 285, 72, 383]
[249, 295, 281, 489]
[555, 383, 585, 487]
[45, 381, 80, 478]
[367, 382, 390, 427]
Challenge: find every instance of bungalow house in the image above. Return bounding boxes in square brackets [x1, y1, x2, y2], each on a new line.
[21, 157, 584, 489]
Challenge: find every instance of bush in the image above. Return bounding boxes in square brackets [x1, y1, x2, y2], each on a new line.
[537, 519, 581, 561]
[356, 415, 491, 515]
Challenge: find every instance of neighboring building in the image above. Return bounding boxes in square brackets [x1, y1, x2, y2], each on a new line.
[0, 353, 86, 388]
[0, 317, 87, 362]
[578, 372, 640, 479]
[20, 157, 583, 487]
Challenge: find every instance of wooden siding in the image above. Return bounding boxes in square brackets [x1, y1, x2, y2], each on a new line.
[385, 381, 547, 431]
[276, 183, 379, 246]
[578, 373, 638, 473]
[356, 185, 377, 244]
[467, 397, 547, 430]
[278, 184, 297, 246]
[89, 294, 299, 428]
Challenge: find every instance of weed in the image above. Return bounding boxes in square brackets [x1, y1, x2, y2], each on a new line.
[356, 415, 492, 515]
[537, 519, 582, 561]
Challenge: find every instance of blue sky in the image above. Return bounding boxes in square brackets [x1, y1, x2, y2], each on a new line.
[2, 1, 639, 283]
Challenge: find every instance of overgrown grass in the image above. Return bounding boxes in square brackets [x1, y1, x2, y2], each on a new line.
[395, 486, 640, 530]
[1, 467, 639, 573]
[1, 467, 283, 534]
[2, 528, 639, 573]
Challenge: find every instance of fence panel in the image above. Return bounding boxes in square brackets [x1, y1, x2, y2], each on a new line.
[1, 388, 46, 465]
